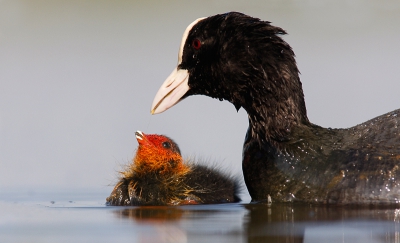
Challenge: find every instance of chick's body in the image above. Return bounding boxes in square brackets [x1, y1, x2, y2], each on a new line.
[106, 131, 240, 206]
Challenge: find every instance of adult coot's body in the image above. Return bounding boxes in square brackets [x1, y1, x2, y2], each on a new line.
[151, 12, 400, 204]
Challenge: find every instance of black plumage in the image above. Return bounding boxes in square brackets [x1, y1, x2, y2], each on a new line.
[151, 12, 400, 204]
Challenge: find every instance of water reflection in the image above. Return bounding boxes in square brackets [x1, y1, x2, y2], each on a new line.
[113, 205, 244, 243]
[113, 203, 400, 243]
[115, 207, 185, 222]
[244, 203, 400, 243]
[113, 207, 187, 243]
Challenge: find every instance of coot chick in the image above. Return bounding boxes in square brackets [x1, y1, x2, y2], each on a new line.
[150, 12, 400, 205]
[106, 131, 240, 206]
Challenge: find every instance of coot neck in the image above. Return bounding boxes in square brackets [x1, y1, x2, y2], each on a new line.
[242, 72, 310, 145]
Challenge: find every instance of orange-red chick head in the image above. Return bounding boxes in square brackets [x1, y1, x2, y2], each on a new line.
[134, 131, 189, 175]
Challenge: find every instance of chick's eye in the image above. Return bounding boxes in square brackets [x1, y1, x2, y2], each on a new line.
[162, 142, 171, 149]
[192, 38, 201, 50]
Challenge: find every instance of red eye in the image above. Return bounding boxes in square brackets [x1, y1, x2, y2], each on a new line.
[192, 38, 201, 50]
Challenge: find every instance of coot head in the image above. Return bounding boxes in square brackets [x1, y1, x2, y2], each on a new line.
[152, 12, 307, 127]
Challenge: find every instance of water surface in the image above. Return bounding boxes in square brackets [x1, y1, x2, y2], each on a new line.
[1, 190, 400, 243]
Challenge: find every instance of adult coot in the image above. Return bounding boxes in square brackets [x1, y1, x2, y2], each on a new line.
[106, 131, 240, 206]
[151, 12, 400, 204]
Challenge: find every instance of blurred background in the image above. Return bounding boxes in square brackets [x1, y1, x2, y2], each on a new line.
[1, 0, 399, 199]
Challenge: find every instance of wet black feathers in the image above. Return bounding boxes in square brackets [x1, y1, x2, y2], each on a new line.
[182, 12, 308, 141]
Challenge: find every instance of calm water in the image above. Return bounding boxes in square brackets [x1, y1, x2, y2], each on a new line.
[1, 190, 400, 243]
